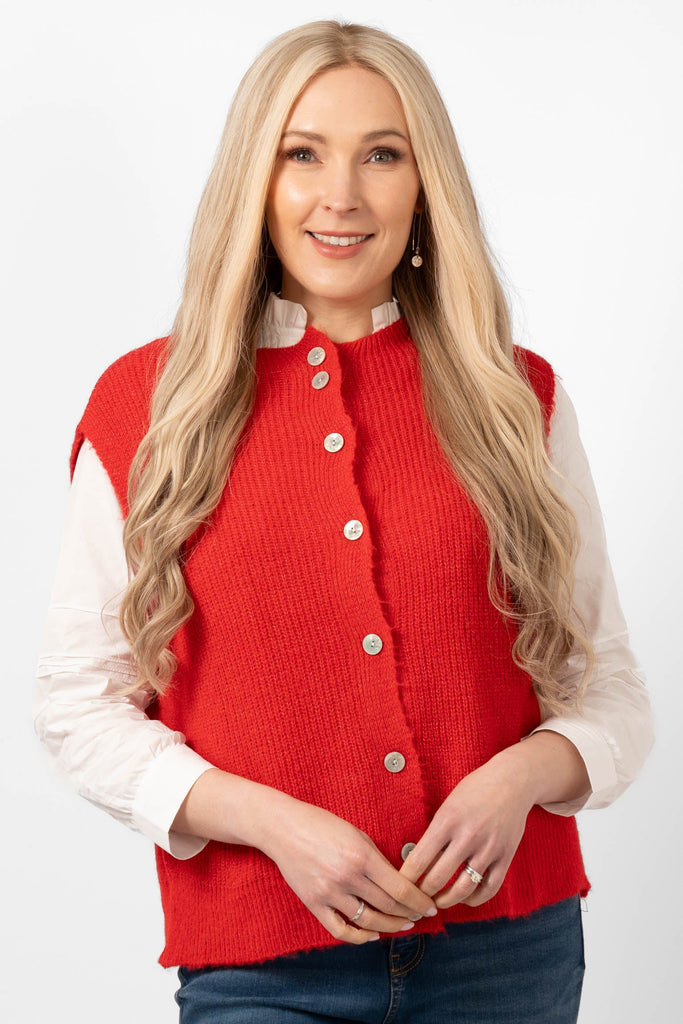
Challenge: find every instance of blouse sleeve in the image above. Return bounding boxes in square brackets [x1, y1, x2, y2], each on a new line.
[33, 439, 214, 859]
[526, 378, 655, 815]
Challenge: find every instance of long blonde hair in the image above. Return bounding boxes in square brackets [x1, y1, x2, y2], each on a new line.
[120, 19, 594, 715]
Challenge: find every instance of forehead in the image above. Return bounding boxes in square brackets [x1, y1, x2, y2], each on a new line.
[284, 66, 408, 134]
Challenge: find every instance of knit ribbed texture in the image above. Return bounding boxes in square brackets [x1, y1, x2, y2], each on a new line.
[71, 318, 589, 969]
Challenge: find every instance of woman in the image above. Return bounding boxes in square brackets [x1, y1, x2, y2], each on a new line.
[35, 19, 653, 1023]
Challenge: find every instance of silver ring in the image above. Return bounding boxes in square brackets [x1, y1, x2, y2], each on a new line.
[463, 864, 484, 886]
[350, 898, 365, 922]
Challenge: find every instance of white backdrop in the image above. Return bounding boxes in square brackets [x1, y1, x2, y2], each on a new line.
[2, 1, 681, 1021]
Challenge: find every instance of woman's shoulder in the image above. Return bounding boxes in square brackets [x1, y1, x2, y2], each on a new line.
[512, 342, 554, 380]
[512, 343, 557, 432]
[84, 335, 171, 401]
[69, 336, 171, 495]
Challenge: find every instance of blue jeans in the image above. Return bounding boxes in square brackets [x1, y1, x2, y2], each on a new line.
[175, 895, 585, 1023]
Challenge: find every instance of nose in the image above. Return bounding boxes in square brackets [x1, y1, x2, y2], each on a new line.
[320, 161, 361, 214]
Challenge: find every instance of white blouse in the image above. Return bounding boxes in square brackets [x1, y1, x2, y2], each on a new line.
[33, 295, 654, 860]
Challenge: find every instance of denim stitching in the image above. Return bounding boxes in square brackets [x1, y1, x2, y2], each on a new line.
[381, 958, 403, 1024]
[393, 935, 425, 976]
[381, 934, 426, 1023]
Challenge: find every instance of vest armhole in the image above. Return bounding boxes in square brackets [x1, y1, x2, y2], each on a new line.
[513, 345, 557, 439]
[69, 426, 86, 483]
[69, 429, 128, 522]
[66, 336, 169, 510]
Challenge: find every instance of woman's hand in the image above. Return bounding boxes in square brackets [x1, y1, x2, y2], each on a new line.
[398, 754, 534, 909]
[259, 795, 438, 944]
[172, 767, 437, 942]
[398, 733, 591, 909]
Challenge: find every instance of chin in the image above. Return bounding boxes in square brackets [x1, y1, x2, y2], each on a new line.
[306, 278, 386, 303]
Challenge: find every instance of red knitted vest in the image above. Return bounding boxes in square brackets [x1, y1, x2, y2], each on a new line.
[70, 318, 589, 968]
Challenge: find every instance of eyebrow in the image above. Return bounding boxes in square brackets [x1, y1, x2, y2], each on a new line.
[282, 128, 409, 143]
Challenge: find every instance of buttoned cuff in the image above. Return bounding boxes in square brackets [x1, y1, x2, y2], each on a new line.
[525, 718, 619, 816]
[131, 743, 214, 859]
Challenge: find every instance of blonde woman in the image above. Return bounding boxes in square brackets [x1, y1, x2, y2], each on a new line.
[35, 20, 653, 1024]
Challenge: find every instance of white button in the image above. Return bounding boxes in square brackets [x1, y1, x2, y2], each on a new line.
[384, 751, 406, 773]
[401, 842, 416, 861]
[343, 520, 363, 540]
[362, 633, 383, 655]
[312, 371, 329, 389]
[324, 433, 344, 452]
[307, 346, 326, 366]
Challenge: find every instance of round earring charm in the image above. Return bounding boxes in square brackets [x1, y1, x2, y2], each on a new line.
[410, 212, 423, 268]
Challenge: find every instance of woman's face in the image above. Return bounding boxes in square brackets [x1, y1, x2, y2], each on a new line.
[265, 65, 423, 312]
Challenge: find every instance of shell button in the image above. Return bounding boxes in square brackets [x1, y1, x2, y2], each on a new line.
[307, 346, 326, 366]
[384, 751, 406, 773]
[343, 520, 363, 540]
[362, 633, 383, 655]
[401, 842, 416, 861]
[312, 371, 329, 390]
[324, 433, 344, 452]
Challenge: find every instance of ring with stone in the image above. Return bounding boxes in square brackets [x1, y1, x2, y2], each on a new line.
[463, 863, 484, 886]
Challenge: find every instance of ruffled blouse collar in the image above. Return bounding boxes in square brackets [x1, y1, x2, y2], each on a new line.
[258, 293, 402, 349]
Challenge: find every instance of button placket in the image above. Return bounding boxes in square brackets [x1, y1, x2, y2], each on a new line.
[306, 337, 410, 823]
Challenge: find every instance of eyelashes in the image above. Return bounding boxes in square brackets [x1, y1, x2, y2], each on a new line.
[369, 147, 403, 164]
[282, 147, 316, 163]
[280, 146, 405, 165]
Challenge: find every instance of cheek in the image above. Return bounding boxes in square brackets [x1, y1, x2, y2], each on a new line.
[264, 192, 277, 240]
[376, 178, 420, 238]
[264, 176, 287, 236]
[387, 201, 418, 249]
[266, 176, 310, 232]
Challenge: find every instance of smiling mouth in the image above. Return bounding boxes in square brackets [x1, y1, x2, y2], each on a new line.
[308, 232, 372, 247]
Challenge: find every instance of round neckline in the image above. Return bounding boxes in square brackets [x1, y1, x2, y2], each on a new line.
[258, 316, 412, 355]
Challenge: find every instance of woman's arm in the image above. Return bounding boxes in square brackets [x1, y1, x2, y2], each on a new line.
[399, 376, 654, 906]
[33, 439, 213, 859]
[525, 377, 655, 814]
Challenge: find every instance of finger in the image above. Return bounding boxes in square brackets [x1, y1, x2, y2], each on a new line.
[371, 858, 438, 918]
[407, 843, 467, 898]
[358, 876, 430, 922]
[398, 842, 447, 887]
[461, 862, 506, 907]
[323, 907, 381, 945]
[432, 860, 488, 909]
[339, 896, 416, 935]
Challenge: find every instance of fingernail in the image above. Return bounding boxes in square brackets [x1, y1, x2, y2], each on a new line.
[368, 934, 381, 941]
[400, 922, 415, 931]
[409, 915, 422, 922]
[425, 907, 438, 917]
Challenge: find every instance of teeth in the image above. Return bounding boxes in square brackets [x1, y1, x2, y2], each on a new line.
[310, 233, 370, 247]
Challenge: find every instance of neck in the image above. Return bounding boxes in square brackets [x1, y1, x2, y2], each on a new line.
[280, 278, 392, 343]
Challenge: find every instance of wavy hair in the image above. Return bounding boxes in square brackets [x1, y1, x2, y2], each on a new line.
[119, 19, 594, 715]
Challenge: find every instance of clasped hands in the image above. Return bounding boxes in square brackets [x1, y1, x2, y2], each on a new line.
[267, 742, 546, 946]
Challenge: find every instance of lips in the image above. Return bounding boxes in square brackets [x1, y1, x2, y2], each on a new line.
[308, 232, 372, 247]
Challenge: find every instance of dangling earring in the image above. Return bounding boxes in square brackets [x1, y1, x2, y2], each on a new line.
[411, 213, 423, 268]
